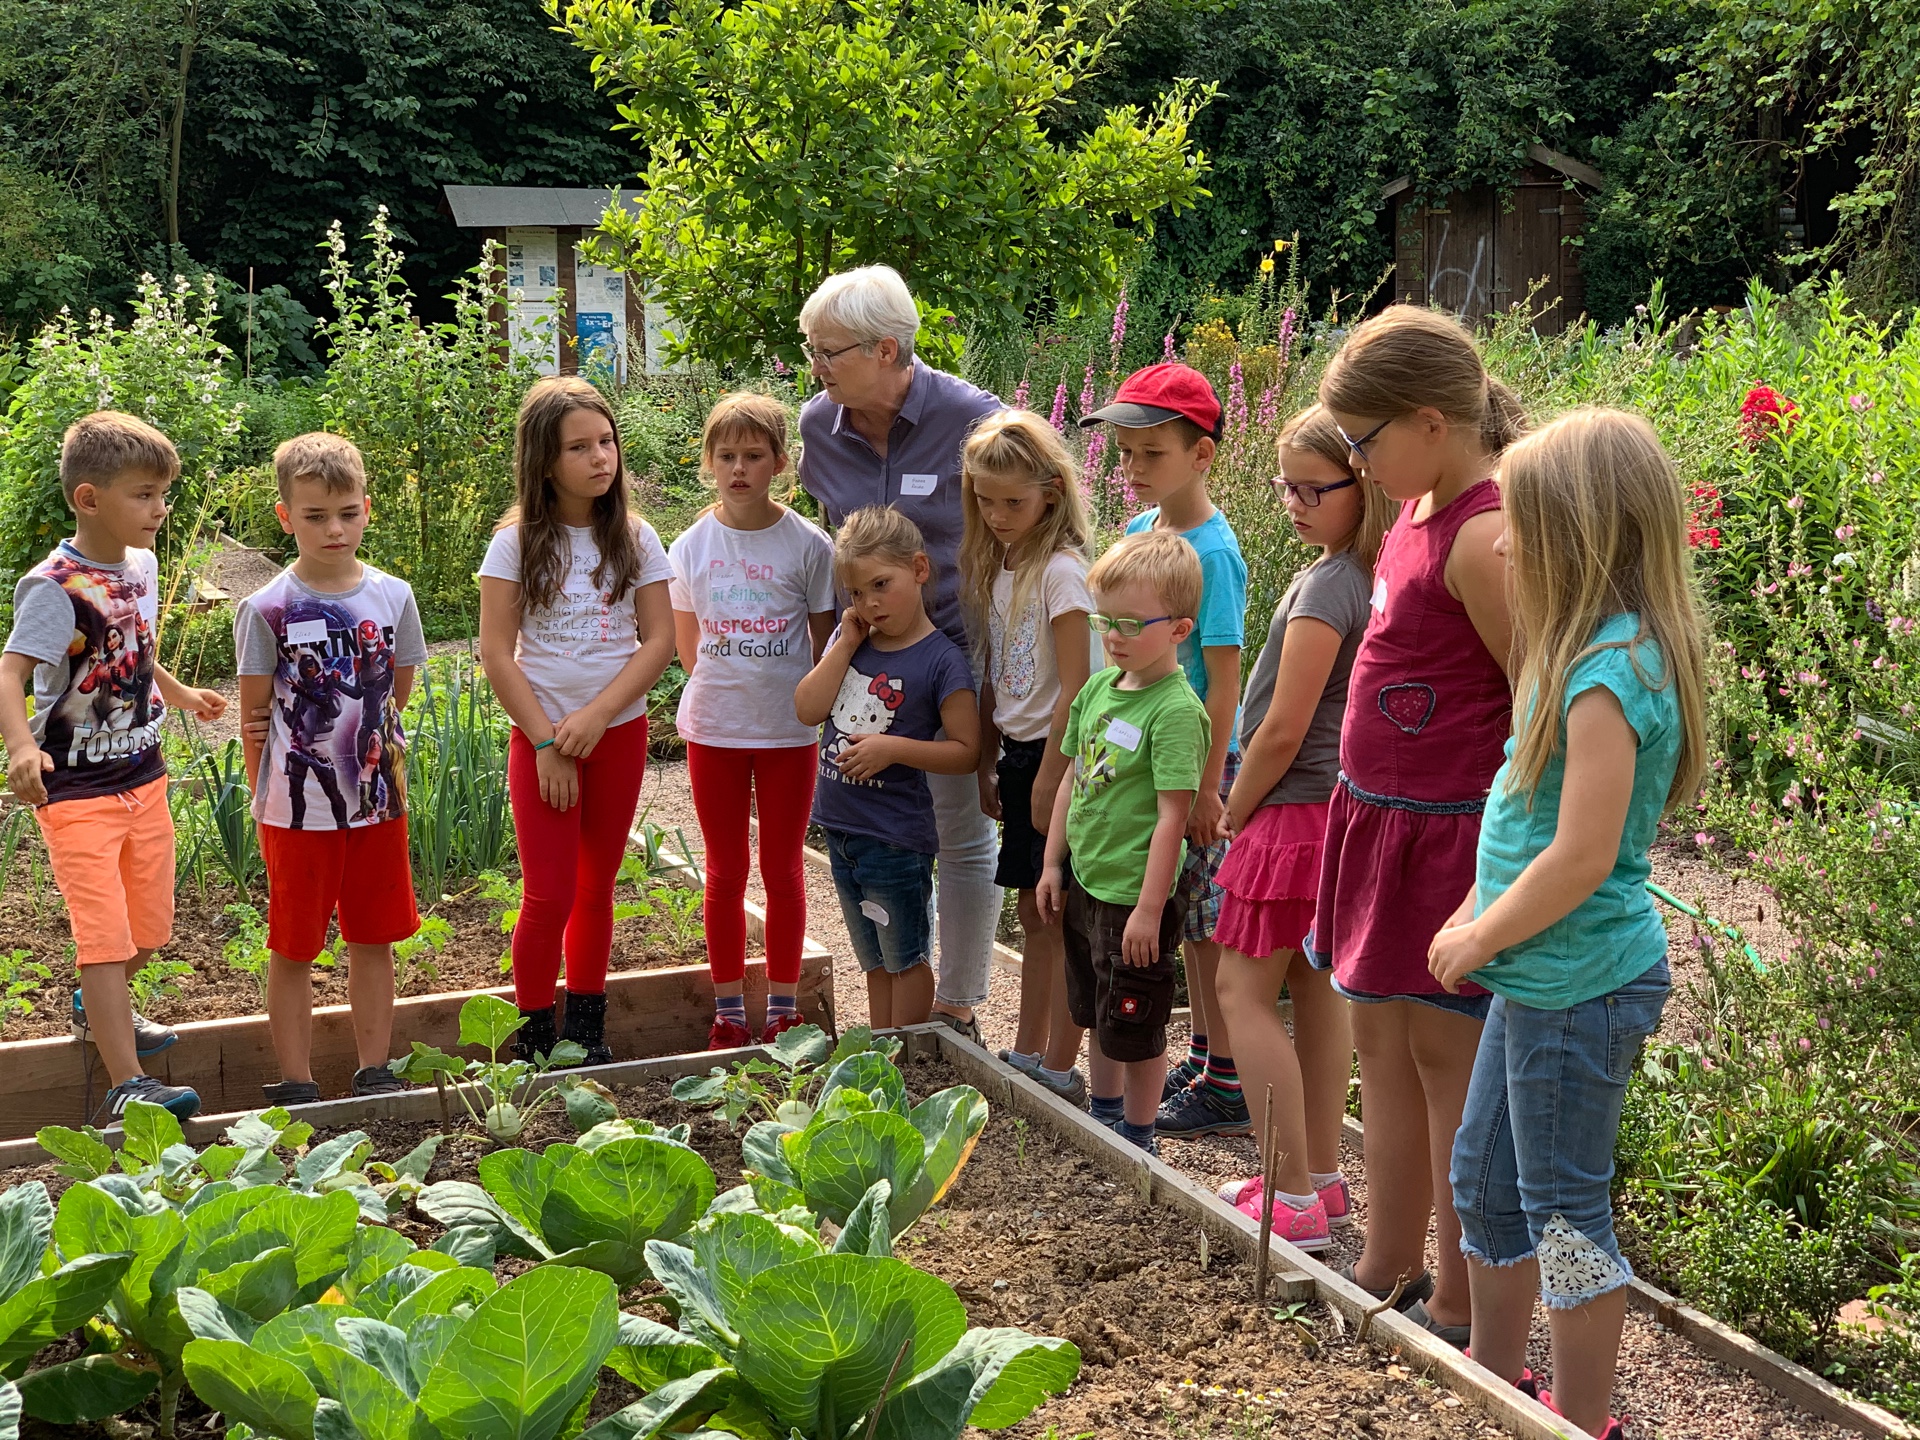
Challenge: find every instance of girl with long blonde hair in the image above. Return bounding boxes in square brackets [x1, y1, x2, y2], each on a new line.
[1211, 405, 1395, 1246]
[1429, 407, 1705, 1440]
[957, 410, 1096, 1089]
[478, 376, 676, 1066]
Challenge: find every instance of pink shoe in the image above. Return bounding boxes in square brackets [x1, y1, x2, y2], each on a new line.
[1221, 1178, 1331, 1251]
[1538, 1391, 1625, 1439]
[708, 1017, 754, 1050]
[1219, 1175, 1354, 1230]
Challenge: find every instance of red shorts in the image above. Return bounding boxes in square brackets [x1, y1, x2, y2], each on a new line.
[261, 817, 420, 962]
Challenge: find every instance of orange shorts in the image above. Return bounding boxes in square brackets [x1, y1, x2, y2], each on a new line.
[260, 817, 420, 963]
[36, 774, 176, 967]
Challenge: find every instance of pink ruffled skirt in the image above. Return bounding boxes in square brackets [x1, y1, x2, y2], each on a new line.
[1213, 799, 1329, 958]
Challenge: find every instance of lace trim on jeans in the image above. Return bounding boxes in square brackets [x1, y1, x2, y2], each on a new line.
[1338, 771, 1487, 816]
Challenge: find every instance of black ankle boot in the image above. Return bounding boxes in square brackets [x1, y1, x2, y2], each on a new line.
[561, 990, 612, 1065]
[511, 1006, 557, 1064]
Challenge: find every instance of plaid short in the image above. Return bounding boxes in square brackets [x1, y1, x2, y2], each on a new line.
[1176, 748, 1240, 943]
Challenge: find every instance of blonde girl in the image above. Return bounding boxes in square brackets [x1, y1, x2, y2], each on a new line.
[1431, 409, 1706, 1439]
[668, 393, 837, 1048]
[478, 376, 675, 1066]
[958, 410, 1095, 1093]
[1212, 406, 1394, 1247]
[1309, 306, 1526, 1345]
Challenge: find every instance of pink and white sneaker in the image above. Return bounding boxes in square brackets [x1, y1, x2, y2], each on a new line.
[1219, 1174, 1354, 1230]
[1215, 1177, 1331, 1251]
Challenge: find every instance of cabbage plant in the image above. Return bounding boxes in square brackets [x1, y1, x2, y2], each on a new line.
[741, 1051, 988, 1237]
[620, 1190, 1079, 1440]
[416, 1124, 715, 1287]
[389, 993, 612, 1145]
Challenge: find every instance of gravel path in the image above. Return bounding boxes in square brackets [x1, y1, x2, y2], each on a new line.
[641, 751, 1862, 1440]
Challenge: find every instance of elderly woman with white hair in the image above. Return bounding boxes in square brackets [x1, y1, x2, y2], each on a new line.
[795, 264, 1004, 1042]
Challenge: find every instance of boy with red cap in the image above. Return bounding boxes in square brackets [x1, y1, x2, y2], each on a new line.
[1074, 363, 1251, 1141]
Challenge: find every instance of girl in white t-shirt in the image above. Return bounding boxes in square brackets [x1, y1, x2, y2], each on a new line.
[668, 393, 836, 1048]
[959, 409, 1094, 1092]
[478, 376, 675, 1066]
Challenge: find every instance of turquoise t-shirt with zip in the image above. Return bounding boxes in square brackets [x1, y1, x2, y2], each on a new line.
[1472, 613, 1679, 1008]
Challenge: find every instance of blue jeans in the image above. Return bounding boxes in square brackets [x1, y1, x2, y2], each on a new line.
[1450, 959, 1669, 1309]
[825, 828, 936, 975]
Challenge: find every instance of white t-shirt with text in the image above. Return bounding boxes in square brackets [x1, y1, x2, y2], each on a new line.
[477, 520, 673, 727]
[667, 507, 835, 749]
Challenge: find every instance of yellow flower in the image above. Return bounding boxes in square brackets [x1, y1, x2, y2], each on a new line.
[1273, 238, 1288, 251]
[1260, 258, 1275, 273]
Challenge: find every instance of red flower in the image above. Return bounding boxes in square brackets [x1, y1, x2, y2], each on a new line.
[1740, 385, 1798, 449]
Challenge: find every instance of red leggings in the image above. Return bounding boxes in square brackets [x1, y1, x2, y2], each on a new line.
[686, 741, 815, 987]
[507, 716, 648, 1008]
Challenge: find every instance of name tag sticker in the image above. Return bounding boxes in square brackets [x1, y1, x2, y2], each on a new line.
[285, 619, 330, 646]
[1370, 576, 1388, 612]
[1104, 718, 1143, 751]
[899, 473, 938, 497]
[859, 900, 891, 927]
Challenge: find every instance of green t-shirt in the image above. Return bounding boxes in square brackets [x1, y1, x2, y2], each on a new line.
[1473, 613, 1680, 1008]
[1060, 667, 1210, 906]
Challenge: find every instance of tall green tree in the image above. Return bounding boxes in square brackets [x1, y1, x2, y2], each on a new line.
[549, 0, 1216, 366]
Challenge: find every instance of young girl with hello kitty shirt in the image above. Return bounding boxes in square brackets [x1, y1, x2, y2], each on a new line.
[794, 506, 980, 1029]
[668, 393, 837, 1050]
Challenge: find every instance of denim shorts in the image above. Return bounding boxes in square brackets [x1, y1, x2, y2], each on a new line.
[824, 828, 936, 975]
[1175, 748, 1239, 943]
[1450, 959, 1670, 1309]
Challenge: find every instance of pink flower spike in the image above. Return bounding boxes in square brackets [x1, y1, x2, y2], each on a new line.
[1163, 330, 1177, 363]
[1049, 381, 1069, 431]
[1012, 377, 1031, 411]
[1110, 290, 1130, 363]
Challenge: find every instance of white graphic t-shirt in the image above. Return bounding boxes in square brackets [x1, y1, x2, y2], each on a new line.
[666, 507, 836, 749]
[478, 519, 674, 726]
[987, 550, 1094, 743]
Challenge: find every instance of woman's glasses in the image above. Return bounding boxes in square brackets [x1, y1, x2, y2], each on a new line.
[1268, 475, 1358, 508]
[1088, 613, 1173, 638]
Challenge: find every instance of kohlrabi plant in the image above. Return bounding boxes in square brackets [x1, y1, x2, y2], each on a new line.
[416, 1123, 714, 1288]
[619, 1183, 1079, 1440]
[0, 1183, 137, 1424]
[740, 1050, 988, 1238]
[388, 993, 612, 1145]
[671, 1023, 901, 1131]
[181, 1261, 725, 1440]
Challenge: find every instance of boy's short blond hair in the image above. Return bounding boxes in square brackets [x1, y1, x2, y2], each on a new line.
[1087, 530, 1203, 620]
[59, 411, 179, 504]
[833, 505, 926, 577]
[274, 432, 367, 503]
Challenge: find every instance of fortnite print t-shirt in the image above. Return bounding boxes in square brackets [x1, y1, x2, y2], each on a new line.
[3, 542, 166, 805]
[810, 628, 974, 855]
[234, 565, 428, 830]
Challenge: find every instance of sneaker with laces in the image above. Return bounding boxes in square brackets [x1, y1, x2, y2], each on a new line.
[103, 1074, 200, 1121]
[1226, 1182, 1332, 1250]
[72, 993, 176, 1057]
[262, 1079, 322, 1106]
[1155, 1081, 1253, 1138]
[352, 1065, 406, 1096]
[1031, 1066, 1087, 1106]
[1219, 1174, 1355, 1227]
[708, 1016, 755, 1050]
[761, 1012, 806, 1044]
[1161, 1057, 1203, 1103]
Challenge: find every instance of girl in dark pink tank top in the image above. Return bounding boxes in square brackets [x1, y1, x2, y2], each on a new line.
[1312, 303, 1521, 1347]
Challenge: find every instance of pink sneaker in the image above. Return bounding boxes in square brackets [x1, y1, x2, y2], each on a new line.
[1219, 1175, 1353, 1230]
[1538, 1391, 1626, 1439]
[1219, 1178, 1331, 1251]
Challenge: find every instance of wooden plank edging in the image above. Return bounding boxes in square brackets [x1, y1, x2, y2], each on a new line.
[1336, 1116, 1917, 1440]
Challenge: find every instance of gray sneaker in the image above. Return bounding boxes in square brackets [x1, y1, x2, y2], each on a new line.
[72, 992, 176, 1057]
[352, 1065, 406, 1096]
[262, 1079, 322, 1106]
[1032, 1066, 1088, 1106]
[996, 1048, 1043, 1077]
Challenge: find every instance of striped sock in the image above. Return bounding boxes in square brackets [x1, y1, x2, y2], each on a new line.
[1186, 1033, 1210, 1070]
[1089, 1094, 1125, 1126]
[715, 995, 746, 1025]
[766, 993, 798, 1019]
[1203, 1054, 1243, 1106]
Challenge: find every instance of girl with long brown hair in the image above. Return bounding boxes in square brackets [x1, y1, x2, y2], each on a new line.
[478, 376, 675, 1066]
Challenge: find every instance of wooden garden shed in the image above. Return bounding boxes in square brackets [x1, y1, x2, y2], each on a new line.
[1381, 145, 1604, 334]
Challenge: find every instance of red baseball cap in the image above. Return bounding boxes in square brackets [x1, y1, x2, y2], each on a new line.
[1080, 363, 1223, 441]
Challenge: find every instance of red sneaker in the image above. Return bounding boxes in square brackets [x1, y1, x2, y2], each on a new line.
[761, 1011, 805, 1044]
[708, 1016, 755, 1050]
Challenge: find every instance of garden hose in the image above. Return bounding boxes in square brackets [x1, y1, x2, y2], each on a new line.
[1645, 881, 1767, 973]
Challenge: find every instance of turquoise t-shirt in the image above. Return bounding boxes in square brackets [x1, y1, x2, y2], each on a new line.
[1124, 507, 1246, 751]
[1473, 613, 1679, 1008]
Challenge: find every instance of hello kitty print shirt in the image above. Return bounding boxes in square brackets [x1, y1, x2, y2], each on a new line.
[811, 628, 974, 855]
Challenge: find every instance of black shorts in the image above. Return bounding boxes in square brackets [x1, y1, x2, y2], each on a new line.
[1062, 871, 1183, 1063]
[993, 737, 1051, 890]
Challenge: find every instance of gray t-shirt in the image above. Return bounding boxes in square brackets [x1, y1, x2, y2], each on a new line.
[1238, 550, 1371, 808]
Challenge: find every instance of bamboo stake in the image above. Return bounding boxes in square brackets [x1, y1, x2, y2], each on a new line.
[1255, 1084, 1279, 1302]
